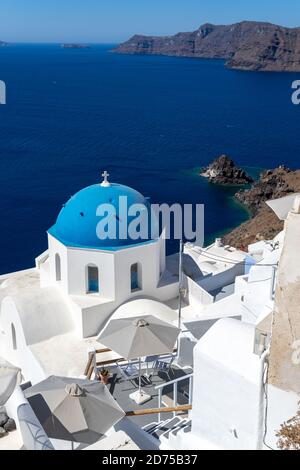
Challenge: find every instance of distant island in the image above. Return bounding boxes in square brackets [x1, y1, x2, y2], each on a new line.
[60, 44, 90, 49]
[0, 41, 8, 47]
[114, 21, 300, 72]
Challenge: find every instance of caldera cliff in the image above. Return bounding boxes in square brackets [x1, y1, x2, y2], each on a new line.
[114, 21, 300, 72]
[222, 166, 300, 249]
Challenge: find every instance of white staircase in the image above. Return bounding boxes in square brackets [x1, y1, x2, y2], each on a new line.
[140, 371, 193, 449]
[142, 417, 191, 449]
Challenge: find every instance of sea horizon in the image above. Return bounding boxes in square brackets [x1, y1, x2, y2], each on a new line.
[1, 44, 299, 274]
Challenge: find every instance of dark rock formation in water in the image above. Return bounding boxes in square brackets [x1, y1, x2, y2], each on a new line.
[114, 21, 300, 72]
[201, 155, 253, 185]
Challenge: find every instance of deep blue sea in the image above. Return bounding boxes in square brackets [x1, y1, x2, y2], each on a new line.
[1, 44, 300, 275]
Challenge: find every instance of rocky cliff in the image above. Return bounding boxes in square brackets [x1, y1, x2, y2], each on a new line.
[235, 166, 293, 215]
[222, 167, 300, 249]
[114, 21, 300, 72]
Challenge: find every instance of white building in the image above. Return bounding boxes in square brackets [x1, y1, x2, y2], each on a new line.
[159, 195, 300, 451]
[0, 173, 249, 386]
[2, 175, 299, 451]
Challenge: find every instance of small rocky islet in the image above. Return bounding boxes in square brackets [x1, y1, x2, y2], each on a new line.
[200, 155, 253, 185]
[200, 155, 300, 249]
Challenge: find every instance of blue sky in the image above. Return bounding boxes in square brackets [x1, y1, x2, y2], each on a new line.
[1, 0, 299, 43]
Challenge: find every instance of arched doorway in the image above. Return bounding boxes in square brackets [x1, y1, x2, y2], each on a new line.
[87, 265, 99, 293]
[131, 263, 141, 292]
[55, 253, 61, 281]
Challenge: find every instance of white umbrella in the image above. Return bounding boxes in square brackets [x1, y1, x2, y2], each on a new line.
[24, 376, 125, 445]
[0, 357, 21, 406]
[98, 315, 180, 404]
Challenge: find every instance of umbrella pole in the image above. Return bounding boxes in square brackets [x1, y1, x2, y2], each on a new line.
[176, 239, 183, 357]
[138, 357, 141, 394]
[129, 356, 151, 405]
[178, 239, 183, 330]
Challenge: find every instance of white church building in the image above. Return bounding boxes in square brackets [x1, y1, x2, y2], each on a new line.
[0, 173, 181, 382]
[1, 173, 300, 451]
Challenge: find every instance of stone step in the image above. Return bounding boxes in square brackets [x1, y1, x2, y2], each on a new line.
[169, 419, 191, 439]
[151, 417, 182, 440]
[142, 421, 160, 434]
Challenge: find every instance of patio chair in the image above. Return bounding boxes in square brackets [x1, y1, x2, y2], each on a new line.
[117, 362, 140, 387]
[148, 355, 174, 381]
[142, 355, 158, 380]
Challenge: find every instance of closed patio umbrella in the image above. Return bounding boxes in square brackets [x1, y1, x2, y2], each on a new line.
[24, 376, 125, 446]
[0, 357, 21, 406]
[97, 315, 180, 404]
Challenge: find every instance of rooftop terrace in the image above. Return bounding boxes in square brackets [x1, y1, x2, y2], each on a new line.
[97, 360, 192, 428]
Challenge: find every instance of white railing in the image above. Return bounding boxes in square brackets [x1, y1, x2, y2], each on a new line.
[155, 373, 193, 422]
[35, 250, 49, 269]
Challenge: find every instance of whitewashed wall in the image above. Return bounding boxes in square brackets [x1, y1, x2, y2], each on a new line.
[0, 297, 46, 384]
[46, 234, 178, 337]
[188, 319, 262, 450]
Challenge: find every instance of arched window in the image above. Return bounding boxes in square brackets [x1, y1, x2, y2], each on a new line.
[11, 323, 17, 350]
[55, 253, 61, 282]
[87, 265, 99, 293]
[131, 263, 141, 292]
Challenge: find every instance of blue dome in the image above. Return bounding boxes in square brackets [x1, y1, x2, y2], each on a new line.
[48, 182, 158, 250]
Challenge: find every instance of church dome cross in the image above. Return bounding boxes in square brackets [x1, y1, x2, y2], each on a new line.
[101, 170, 111, 187]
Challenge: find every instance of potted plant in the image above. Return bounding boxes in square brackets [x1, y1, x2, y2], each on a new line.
[97, 368, 110, 385]
[276, 403, 300, 450]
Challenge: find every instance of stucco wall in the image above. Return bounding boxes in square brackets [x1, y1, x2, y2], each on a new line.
[190, 319, 261, 450]
[47, 234, 177, 338]
[48, 234, 162, 301]
[269, 211, 300, 393]
[0, 297, 50, 383]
